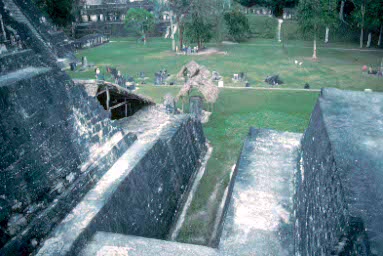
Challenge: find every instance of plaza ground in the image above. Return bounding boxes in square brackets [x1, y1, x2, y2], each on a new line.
[71, 37, 383, 91]
[69, 38, 382, 244]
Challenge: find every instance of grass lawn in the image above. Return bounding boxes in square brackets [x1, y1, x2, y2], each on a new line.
[70, 37, 383, 91]
[138, 86, 319, 245]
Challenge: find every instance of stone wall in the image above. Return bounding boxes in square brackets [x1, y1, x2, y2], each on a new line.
[294, 89, 383, 256]
[0, 9, 136, 251]
[35, 111, 207, 255]
[94, 117, 207, 240]
[0, 56, 136, 254]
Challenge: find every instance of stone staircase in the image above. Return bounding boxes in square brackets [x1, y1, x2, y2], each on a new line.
[0, 34, 135, 256]
[0, 49, 44, 75]
[3, 0, 52, 52]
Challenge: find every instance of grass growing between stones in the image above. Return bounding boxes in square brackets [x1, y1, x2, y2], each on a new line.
[138, 86, 319, 245]
[71, 37, 383, 91]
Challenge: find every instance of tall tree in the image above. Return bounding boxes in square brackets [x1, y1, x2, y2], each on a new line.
[168, 0, 225, 49]
[224, 10, 251, 42]
[168, 0, 195, 49]
[298, 0, 338, 59]
[125, 8, 155, 43]
[352, 0, 367, 48]
[378, 1, 383, 47]
[323, 0, 338, 43]
[184, 14, 213, 48]
[364, 0, 383, 47]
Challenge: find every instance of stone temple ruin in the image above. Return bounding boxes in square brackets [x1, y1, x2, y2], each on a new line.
[73, 0, 169, 38]
[1, 2, 383, 256]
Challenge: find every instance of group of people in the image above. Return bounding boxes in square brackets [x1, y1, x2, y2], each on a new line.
[363, 65, 383, 77]
[180, 45, 199, 55]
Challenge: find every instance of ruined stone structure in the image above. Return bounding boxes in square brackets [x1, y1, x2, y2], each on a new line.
[0, 2, 207, 255]
[73, 34, 109, 49]
[74, 0, 169, 38]
[1, 1, 382, 255]
[295, 89, 383, 255]
[218, 89, 383, 256]
[1, 0, 75, 65]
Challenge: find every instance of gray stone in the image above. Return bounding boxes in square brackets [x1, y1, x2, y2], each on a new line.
[295, 88, 383, 256]
[7, 214, 27, 236]
[219, 128, 301, 256]
[36, 110, 207, 255]
[80, 232, 219, 256]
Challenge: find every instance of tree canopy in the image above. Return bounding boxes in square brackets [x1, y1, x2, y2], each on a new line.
[125, 8, 155, 38]
[224, 10, 250, 42]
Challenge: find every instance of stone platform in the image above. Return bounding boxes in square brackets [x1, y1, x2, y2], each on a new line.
[36, 107, 207, 255]
[219, 129, 302, 256]
[80, 232, 219, 256]
[295, 88, 383, 255]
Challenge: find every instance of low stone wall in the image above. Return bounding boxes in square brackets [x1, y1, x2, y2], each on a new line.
[294, 89, 383, 255]
[95, 118, 207, 239]
[36, 115, 207, 255]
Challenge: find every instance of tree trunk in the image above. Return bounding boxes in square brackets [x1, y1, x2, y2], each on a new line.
[378, 25, 382, 47]
[339, 1, 345, 21]
[179, 25, 184, 49]
[360, 27, 364, 48]
[277, 19, 283, 42]
[366, 32, 372, 48]
[360, 3, 365, 48]
[325, 27, 329, 43]
[313, 34, 317, 59]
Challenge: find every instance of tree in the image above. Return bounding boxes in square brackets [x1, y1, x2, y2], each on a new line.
[168, 0, 225, 49]
[364, 0, 383, 47]
[298, 0, 338, 59]
[352, 0, 367, 48]
[323, 0, 338, 43]
[224, 10, 251, 42]
[34, 0, 73, 26]
[125, 8, 155, 43]
[184, 14, 213, 48]
[378, 0, 383, 47]
[168, 0, 195, 49]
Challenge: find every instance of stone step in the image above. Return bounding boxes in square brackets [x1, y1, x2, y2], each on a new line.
[0, 49, 42, 75]
[79, 232, 219, 256]
[3, 0, 51, 49]
[0, 67, 51, 87]
[219, 128, 302, 256]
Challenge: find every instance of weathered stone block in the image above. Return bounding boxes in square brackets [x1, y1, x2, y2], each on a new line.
[295, 88, 383, 256]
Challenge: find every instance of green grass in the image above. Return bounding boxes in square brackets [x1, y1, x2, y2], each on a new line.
[138, 86, 319, 244]
[71, 37, 383, 92]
